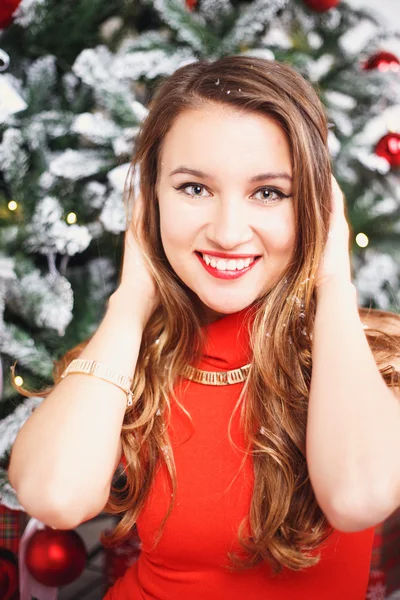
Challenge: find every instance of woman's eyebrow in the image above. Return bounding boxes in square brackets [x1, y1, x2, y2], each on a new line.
[169, 166, 292, 182]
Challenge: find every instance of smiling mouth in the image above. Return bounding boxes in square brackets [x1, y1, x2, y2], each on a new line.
[195, 251, 261, 271]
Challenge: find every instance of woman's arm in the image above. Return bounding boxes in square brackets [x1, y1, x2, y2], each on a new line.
[8, 290, 145, 530]
[306, 278, 400, 532]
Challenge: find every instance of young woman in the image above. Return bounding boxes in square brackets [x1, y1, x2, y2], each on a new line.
[9, 56, 400, 599]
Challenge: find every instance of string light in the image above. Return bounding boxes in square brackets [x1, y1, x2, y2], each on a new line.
[14, 375, 24, 386]
[355, 233, 369, 248]
[8, 200, 17, 211]
[66, 212, 77, 224]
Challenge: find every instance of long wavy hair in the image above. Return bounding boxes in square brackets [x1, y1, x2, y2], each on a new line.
[14, 56, 400, 574]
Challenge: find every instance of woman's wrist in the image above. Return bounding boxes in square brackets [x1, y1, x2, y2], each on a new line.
[108, 288, 150, 331]
[315, 277, 357, 301]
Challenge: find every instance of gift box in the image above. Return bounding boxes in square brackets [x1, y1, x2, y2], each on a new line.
[366, 568, 387, 600]
[380, 507, 400, 596]
[367, 507, 400, 598]
[0, 504, 29, 600]
[0, 503, 29, 554]
[103, 525, 141, 590]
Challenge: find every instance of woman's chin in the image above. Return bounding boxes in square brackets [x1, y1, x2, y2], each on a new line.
[199, 296, 255, 319]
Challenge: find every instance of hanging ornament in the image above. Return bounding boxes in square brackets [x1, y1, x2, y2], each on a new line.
[0, 49, 28, 124]
[0, 49, 10, 72]
[0, 74, 28, 124]
[0, 548, 19, 600]
[0, 0, 21, 29]
[19, 518, 57, 600]
[374, 132, 400, 168]
[185, 0, 197, 10]
[302, 0, 340, 11]
[363, 51, 400, 73]
[24, 525, 87, 588]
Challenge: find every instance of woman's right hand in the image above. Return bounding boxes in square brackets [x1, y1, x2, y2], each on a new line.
[112, 192, 161, 328]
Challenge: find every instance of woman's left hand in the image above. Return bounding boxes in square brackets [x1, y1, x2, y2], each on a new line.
[314, 175, 353, 289]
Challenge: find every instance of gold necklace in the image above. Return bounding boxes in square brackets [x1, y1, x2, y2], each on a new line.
[181, 363, 251, 385]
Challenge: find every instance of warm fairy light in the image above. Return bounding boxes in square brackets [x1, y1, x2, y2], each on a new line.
[8, 200, 17, 211]
[355, 233, 369, 248]
[66, 212, 77, 224]
[14, 375, 24, 386]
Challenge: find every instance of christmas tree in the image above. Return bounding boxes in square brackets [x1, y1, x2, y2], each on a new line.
[1, 0, 399, 509]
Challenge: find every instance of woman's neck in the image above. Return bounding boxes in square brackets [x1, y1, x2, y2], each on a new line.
[202, 306, 227, 325]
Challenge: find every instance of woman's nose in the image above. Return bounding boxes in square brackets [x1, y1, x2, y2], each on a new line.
[206, 201, 253, 249]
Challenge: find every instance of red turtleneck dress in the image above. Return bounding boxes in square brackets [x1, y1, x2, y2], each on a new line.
[103, 308, 374, 600]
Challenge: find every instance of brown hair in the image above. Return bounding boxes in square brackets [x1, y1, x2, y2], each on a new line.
[14, 56, 400, 574]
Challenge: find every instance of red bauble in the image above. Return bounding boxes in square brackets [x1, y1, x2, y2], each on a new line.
[0, 548, 19, 600]
[302, 0, 340, 11]
[375, 133, 400, 168]
[185, 0, 197, 9]
[363, 51, 400, 73]
[25, 528, 87, 587]
[0, 0, 21, 29]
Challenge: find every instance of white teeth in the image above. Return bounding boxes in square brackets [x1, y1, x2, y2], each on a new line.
[216, 259, 226, 270]
[201, 253, 256, 271]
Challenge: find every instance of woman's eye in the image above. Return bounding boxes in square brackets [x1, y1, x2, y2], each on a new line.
[252, 187, 289, 204]
[174, 183, 210, 197]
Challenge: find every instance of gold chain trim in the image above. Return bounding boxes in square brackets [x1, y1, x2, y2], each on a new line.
[181, 363, 251, 385]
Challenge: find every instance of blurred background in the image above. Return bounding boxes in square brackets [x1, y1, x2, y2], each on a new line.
[0, 0, 399, 598]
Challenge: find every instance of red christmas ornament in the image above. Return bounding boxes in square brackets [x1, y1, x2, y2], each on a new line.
[185, 0, 197, 9]
[302, 0, 340, 11]
[375, 132, 400, 168]
[363, 51, 400, 73]
[0, 548, 19, 600]
[0, 0, 21, 29]
[25, 528, 87, 587]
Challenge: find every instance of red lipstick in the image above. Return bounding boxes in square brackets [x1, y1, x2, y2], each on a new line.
[195, 251, 261, 280]
[196, 250, 261, 259]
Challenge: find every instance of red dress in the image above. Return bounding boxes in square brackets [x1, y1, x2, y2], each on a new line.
[104, 307, 374, 600]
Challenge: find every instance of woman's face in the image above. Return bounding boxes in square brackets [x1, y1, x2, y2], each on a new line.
[156, 103, 296, 323]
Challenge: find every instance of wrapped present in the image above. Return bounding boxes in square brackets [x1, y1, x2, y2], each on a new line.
[0, 504, 29, 600]
[0, 503, 29, 554]
[367, 508, 400, 598]
[103, 525, 141, 589]
[0, 547, 19, 600]
[366, 568, 387, 600]
[381, 508, 400, 596]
